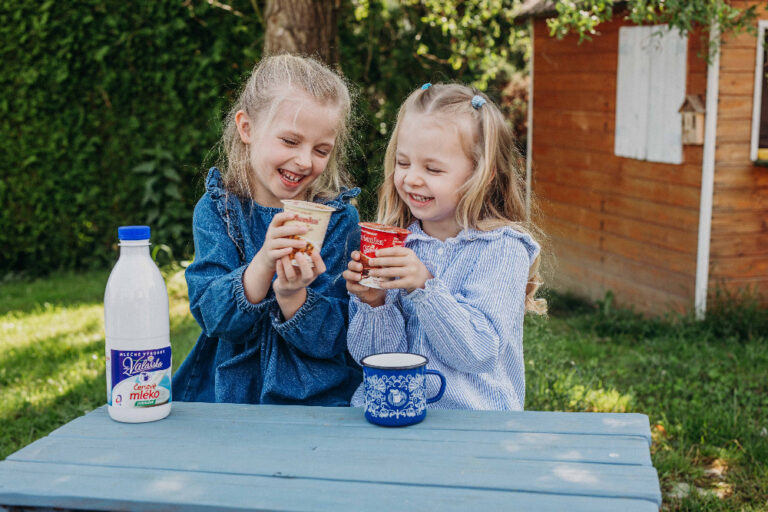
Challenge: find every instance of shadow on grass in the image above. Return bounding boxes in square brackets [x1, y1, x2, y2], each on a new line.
[0, 314, 201, 459]
[541, 288, 768, 345]
[0, 335, 103, 388]
[0, 270, 110, 316]
[1, 315, 200, 387]
[525, 292, 768, 509]
[0, 369, 104, 459]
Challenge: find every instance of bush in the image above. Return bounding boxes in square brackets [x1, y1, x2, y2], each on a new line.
[0, 0, 261, 275]
[1, 1, 528, 276]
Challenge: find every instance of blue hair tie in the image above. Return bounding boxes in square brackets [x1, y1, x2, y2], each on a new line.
[471, 95, 486, 109]
[421, 83, 432, 90]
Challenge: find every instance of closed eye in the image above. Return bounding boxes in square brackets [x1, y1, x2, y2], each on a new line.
[280, 137, 298, 146]
[397, 161, 410, 168]
[426, 167, 443, 174]
[315, 147, 331, 157]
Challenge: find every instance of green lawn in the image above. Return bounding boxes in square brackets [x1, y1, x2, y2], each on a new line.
[1, 270, 766, 511]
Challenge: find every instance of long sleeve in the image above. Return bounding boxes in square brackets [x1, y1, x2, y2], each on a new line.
[174, 168, 362, 406]
[405, 237, 531, 374]
[185, 194, 275, 342]
[346, 291, 408, 364]
[271, 203, 360, 359]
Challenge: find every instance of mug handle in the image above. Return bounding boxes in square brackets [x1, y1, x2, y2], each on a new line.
[425, 369, 446, 404]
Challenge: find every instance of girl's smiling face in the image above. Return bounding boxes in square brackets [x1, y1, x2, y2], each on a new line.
[236, 92, 340, 207]
[393, 112, 475, 240]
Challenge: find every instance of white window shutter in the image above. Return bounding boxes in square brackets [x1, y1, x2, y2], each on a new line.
[615, 26, 652, 160]
[646, 28, 688, 164]
[615, 25, 688, 164]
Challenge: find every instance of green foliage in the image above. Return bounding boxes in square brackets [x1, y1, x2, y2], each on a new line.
[526, 291, 768, 509]
[701, 287, 768, 342]
[1, 0, 529, 273]
[339, 0, 529, 220]
[0, 0, 262, 276]
[132, 146, 192, 263]
[546, 0, 760, 61]
[566, 289, 768, 345]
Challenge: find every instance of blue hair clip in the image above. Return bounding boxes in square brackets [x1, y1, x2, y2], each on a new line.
[471, 95, 486, 109]
[421, 83, 432, 90]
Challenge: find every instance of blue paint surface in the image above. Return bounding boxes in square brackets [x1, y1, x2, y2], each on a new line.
[0, 402, 661, 511]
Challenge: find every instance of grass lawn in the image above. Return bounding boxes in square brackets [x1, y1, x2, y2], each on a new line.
[1, 269, 766, 510]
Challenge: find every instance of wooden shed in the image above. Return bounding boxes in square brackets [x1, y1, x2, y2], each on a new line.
[518, 0, 768, 316]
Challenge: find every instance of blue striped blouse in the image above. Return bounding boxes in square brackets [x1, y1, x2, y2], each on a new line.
[347, 221, 540, 411]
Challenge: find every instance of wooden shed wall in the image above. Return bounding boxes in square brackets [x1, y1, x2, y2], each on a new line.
[531, 18, 707, 314]
[710, 0, 768, 301]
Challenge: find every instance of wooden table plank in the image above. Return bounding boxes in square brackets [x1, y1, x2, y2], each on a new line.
[53, 404, 653, 444]
[9, 431, 661, 504]
[0, 403, 661, 510]
[0, 461, 659, 512]
[46, 409, 651, 466]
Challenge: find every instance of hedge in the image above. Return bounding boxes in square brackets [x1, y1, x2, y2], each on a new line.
[1, 0, 262, 274]
[1, 0, 522, 276]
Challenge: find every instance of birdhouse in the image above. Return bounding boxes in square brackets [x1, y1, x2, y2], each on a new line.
[679, 95, 705, 145]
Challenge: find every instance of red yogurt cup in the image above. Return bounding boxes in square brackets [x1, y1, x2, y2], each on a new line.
[358, 222, 411, 289]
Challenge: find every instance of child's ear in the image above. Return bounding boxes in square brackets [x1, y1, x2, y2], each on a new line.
[235, 110, 252, 144]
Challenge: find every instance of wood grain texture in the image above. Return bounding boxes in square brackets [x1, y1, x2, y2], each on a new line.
[708, 4, 768, 298]
[534, 164, 702, 209]
[0, 404, 661, 511]
[550, 232, 696, 298]
[538, 179, 700, 230]
[531, 8, 768, 308]
[0, 461, 659, 512]
[718, 71, 756, 96]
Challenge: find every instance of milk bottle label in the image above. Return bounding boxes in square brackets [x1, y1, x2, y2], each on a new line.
[107, 347, 172, 408]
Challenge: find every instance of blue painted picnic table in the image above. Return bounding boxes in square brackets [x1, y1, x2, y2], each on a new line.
[0, 402, 661, 511]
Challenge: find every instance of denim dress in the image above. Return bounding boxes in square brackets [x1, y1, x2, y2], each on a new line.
[172, 168, 362, 406]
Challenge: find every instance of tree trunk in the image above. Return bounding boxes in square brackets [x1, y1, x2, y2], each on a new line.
[264, 0, 340, 66]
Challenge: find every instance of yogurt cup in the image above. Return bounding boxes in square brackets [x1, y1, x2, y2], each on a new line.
[358, 222, 411, 289]
[281, 200, 335, 266]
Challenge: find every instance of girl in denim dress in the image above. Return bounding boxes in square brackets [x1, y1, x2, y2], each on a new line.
[344, 83, 546, 411]
[173, 55, 361, 405]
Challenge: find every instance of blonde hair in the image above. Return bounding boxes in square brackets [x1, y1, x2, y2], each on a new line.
[378, 83, 547, 314]
[219, 54, 352, 200]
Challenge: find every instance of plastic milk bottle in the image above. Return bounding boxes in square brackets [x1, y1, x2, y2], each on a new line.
[104, 226, 172, 423]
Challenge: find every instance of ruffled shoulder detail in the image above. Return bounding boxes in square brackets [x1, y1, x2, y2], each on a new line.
[205, 167, 226, 200]
[320, 187, 361, 211]
[471, 226, 540, 262]
[204, 167, 246, 262]
[406, 221, 539, 262]
[403, 221, 430, 242]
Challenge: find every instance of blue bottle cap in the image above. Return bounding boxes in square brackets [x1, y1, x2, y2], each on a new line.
[118, 225, 151, 240]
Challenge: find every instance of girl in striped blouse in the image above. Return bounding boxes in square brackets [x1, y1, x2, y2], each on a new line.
[343, 83, 547, 411]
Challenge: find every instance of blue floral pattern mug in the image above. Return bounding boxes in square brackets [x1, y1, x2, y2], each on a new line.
[361, 353, 446, 427]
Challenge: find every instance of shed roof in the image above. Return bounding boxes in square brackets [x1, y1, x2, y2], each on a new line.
[679, 94, 706, 113]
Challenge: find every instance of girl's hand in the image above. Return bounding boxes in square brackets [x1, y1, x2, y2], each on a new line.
[274, 250, 326, 297]
[368, 246, 433, 294]
[253, 212, 311, 274]
[343, 251, 386, 307]
[273, 250, 326, 320]
[243, 212, 311, 305]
